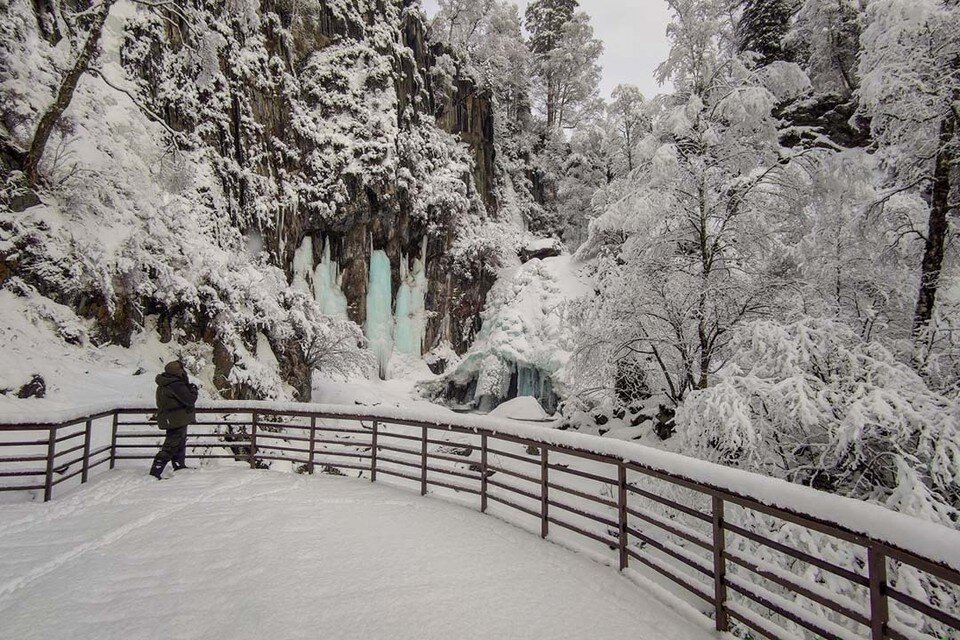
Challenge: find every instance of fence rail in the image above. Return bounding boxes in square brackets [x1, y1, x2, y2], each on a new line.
[1, 403, 959, 640]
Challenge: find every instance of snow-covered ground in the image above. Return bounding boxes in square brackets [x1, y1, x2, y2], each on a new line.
[0, 468, 715, 640]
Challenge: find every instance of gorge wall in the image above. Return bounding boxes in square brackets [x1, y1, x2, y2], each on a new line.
[1, 0, 509, 401]
[122, 0, 500, 364]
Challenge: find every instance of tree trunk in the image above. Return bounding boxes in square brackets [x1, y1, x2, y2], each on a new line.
[696, 180, 711, 390]
[912, 112, 955, 334]
[546, 74, 556, 130]
[25, 0, 117, 186]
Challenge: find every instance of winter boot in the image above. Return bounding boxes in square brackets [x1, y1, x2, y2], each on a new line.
[149, 457, 167, 480]
[172, 450, 191, 471]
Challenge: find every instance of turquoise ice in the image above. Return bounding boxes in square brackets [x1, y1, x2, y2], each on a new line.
[394, 238, 428, 356]
[314, 237, 348, 317]
[365, 249, 394, 378]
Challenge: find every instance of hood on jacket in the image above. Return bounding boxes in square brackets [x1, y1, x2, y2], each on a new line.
[157, 361, 187, 387]
[164, 361, 186, 377]
[155, 372, 183, 387]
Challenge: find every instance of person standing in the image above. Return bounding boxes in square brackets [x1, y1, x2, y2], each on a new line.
[150, 361, 199, 479]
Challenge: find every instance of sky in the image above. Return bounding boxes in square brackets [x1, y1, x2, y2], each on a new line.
[420, 0, 674, 101]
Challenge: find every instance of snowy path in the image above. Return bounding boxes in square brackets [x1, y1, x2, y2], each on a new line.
[0, 469, 715, 640]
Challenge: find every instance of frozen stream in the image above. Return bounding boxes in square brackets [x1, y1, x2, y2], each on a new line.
[0, 468, 715, 640]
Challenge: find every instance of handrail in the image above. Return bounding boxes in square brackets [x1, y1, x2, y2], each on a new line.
[1, 401, 959, 640]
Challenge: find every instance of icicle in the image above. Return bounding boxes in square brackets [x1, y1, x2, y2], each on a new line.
[313, 237, 348, 317]
[292, 236, 313, 294]
[394, 236, 428, 356]
[515, 364, 554, 412]
[365, 249, 394, 379]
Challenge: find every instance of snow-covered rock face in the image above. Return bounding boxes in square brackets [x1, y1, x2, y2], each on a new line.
[112, 0, 503, 355]
[422, 254, 588, 412]
[0, 0, 508, 402]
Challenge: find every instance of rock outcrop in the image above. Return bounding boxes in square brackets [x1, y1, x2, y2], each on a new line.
[119, 0, 500, 386]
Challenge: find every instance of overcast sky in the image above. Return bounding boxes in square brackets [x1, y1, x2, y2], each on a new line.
[420, 0, 674, 100]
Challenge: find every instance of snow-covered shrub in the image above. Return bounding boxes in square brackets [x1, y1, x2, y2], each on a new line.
[396, 116, 479, 229]
[676, 317, 960, 638]
[676, 318, 959, 522]
[280, 288, 374, 381]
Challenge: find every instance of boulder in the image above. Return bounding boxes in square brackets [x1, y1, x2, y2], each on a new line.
[519, 238, 562, 263]
[489, 396, 551, 421]
[16, 374, 46, 399]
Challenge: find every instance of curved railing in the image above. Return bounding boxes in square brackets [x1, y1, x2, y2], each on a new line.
[1, 401, 959, 640]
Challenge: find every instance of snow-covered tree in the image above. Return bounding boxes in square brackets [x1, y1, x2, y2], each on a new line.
[606, 84, 649, 173]
[525, 0, 578, 56]
[556, 123, 612, 247]
[735, 0, 799, 66]
[432, 0, 530, 119]
[433, 0, 495, 47]
[789, 0, 864, 96]
[858, 0, 960, 339]
[790, 150, 925, 343]
[573, 0, 812, 407]
[526, 3, 603, 132]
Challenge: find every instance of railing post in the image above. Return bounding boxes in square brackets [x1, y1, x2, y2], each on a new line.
[249, 411, 258, 469]
[480, 433, 488, 513]
[81, 419, 93, 483]
[307, 416, 316, 475]
[370, 420, 378, 482]
[868, 547, 889, 640]
[420, 425, 428, 496]
[109, 412, 119, 469]
[43, 425, 57, 502]
[540, 446, 549, 539]
[618, 462, 628, 570]
[712, 496, 729, 632]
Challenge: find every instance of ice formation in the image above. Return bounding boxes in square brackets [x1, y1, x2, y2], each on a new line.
[394, 238, 429, 357]
[365, 249, 394, 378]
[422, 255, 587, 412]
[292, 237, 314, 295]
[292, 235, 349, 318]
[290, 236, 428, 379]
[516, 364, 554, 404]
[314, 238, 348, 318]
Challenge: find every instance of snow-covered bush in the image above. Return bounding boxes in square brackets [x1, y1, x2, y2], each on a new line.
[677, 318, 959, 523]
[675, 317, 959, 638]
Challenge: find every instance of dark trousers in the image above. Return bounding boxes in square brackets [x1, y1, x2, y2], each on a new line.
[151, 426, 187, 474]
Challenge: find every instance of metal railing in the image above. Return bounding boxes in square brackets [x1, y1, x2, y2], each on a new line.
[1, 403, 958, 640]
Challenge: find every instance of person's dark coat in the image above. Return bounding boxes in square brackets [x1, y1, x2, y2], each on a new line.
[155, 361, 198, 430]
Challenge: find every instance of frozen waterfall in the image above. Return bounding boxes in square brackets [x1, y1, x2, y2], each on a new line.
[516, 365, 547, 399]
[293, 235, 348, 317]
[314, 238, 348, 317]
[394, 238, 429, 357]
[292, 237, 314, 295]
[365, 250, 394, 378]
[292, 235, 430, 379]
